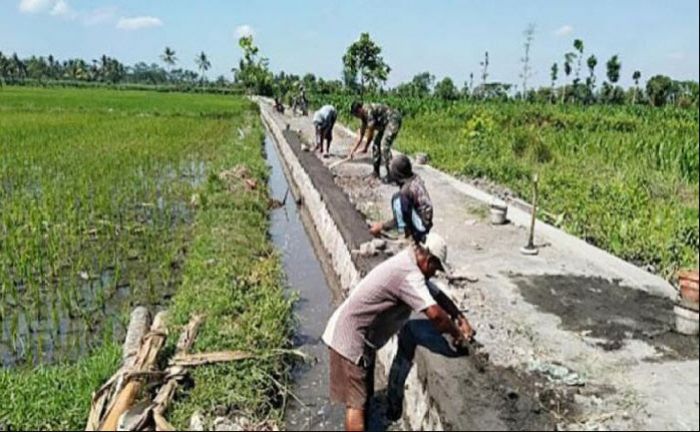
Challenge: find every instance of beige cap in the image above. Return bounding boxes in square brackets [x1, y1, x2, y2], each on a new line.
[423, 232, 449, 272]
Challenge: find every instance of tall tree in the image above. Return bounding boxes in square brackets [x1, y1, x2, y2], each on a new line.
[603, 55, 623, 103]
[573, 39, 584, 86]
[195, 51, 211, 83]
[632, 70, 642, 104]
[232, 35, 273, 96]
[550, 62, 558, 103]
[342, 32, 391, 93]
[519, 24, 536, 97]
[586, 54, 598, 100]
[562, 52, 575, 103]
[160, 47, 177, 76]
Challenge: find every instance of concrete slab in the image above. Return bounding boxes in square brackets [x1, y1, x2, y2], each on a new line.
[260, 99, 699, 431]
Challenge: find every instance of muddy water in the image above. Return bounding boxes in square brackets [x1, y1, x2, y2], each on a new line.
[264, 136, 346, 431]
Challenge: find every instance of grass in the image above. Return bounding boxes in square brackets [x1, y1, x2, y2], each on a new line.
[0, 343, 121, 430]
[0, 86, 293, 430]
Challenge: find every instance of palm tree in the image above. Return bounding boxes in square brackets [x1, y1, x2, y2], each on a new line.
[195, 51, 211, 84]
[160, 47, 177, 80]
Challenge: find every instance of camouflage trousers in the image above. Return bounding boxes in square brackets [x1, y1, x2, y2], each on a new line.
[372, 113, 402, 176]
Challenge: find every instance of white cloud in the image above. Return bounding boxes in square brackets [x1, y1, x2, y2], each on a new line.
[18, 0, 54, 13]
[82, 6, 117, 26]
[235, 24, 255, 39]
[50, 0, 77, 19]
[668, 51, 685, 60]
[554, 25, 574, 37]
[116, 16, 163, 31]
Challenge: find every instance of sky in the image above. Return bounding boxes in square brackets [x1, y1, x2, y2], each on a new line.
[1, 0, 698, 88]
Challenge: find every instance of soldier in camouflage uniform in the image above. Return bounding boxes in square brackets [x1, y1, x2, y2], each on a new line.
[349, 101, 403, 181]
[370, 155, 433, 243]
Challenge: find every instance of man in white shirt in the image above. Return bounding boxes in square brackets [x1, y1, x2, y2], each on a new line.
[322, 233, 475, 431]
[312, 104, 337, 157]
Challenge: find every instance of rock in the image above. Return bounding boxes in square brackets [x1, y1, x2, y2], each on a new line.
[189, 411, 206, 431]
[371, 239, 387, 250]
[214, 416, 242, 431]
[415, 153, 429, 165]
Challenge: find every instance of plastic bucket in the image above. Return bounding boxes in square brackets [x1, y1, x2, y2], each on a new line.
[674, 304, 699, 336]
[490, 200, 508, 225]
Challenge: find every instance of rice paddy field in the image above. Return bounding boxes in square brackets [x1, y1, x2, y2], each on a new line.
[0, 87, 293, 429]
[314, 94, 699, 278]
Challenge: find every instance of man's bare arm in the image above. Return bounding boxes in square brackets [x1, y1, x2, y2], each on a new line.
[424, 304, 463, 342]
[349, 123, 367, 157]
[428, 282, 475, 340]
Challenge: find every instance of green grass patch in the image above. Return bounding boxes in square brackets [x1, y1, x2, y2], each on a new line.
[1, 86, 292, 430]
[0, 343, 121, 430]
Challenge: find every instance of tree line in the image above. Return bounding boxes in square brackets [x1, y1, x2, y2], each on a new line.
[2, 29, 697, 108]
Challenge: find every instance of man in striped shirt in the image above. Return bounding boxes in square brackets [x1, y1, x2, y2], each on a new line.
[322, 233, 475, 431]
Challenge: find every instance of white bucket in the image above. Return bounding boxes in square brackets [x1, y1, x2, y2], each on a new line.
[490, 200, 508, 225]
[674, 304, 699, 336]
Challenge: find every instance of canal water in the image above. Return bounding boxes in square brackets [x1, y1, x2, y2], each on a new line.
[264, 135, 347, 431]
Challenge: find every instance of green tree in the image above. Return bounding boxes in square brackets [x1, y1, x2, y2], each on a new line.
[195, 51, 211, 83]
[550, 63, 558, 103]
[342, 32, 391, 93]
[232, 35, 273, 96]
[586, 55, 597, 94]
[632, 70, 642, 104]
[160, 47, 177, 80]
[603, 55, 623, 103]
[434, 77, 459, 100]
[573, 39, 584, 85]
[562, 52, 575, 103]
[646, 74, 674, 106]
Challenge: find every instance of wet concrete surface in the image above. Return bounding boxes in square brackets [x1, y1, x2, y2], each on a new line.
[513, 274, 699, 360]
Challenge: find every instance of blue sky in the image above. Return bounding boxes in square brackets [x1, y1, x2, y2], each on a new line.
[1, 0, 698, 88]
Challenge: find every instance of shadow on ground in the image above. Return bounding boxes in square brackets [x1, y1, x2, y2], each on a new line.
[512, 273, 699, 360]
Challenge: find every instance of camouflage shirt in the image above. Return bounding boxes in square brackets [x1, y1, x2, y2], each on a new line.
[401, 175, 433, 230]
[364, 103, 401, 131]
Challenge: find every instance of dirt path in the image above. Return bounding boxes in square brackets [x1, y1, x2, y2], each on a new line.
[265, 101, 698, 431]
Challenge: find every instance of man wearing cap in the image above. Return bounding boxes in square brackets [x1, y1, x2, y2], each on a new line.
[348, 101, 402, 182]
[370, 155, 433, 243]
[313, 104, 337, 157]
[322, 233, 475, 431]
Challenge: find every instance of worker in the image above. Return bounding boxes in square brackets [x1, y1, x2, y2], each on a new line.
[348, 101, 402, 182]
[370, 155, 433, 243]
[313, 104, 337, 157]
[322, 233, 475, 431]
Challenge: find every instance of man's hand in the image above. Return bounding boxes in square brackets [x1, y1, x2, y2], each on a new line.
[457, 317, 476, 342]
[369, 222, 384, 237]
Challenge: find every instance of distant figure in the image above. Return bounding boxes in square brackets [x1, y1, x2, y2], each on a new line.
[274, 96, 285, 113]
[312, 104, 337, 157]
[348, 101, 402, 182]
[322, 233, 475, 431]
[370, 155, 433, 243]
[291, 84, 308, 116]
